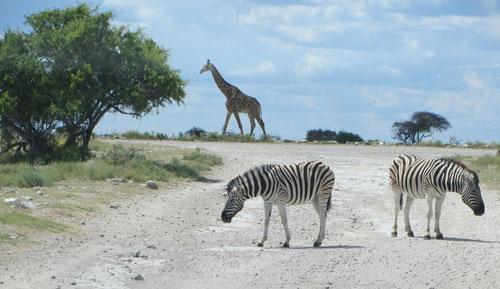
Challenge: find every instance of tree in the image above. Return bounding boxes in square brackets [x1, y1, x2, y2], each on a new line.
[336, 131, 364, 143]
[306, 129, 337, 142]
[392, 111, 450, 144]
[0, 4, 185, 160]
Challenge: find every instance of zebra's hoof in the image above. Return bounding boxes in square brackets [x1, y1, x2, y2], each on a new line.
[436, 233, 444, 240]
[313, 242, 321, 248]
[391, 232, 397, 238]
[407, 231, 414, 237]
[424, 235, 431, 240]
[257, 242, 264, 247]
[282, 243, 290, 248]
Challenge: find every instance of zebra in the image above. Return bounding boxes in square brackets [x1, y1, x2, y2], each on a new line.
[389, 154, 485, 240]
[220, 160, 335, 248]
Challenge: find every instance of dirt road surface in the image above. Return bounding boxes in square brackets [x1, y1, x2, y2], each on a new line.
[2, 141, 499, 289]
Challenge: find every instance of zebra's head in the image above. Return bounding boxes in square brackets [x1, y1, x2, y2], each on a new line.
[460, 171, 484, 216]
[221, 182, 245, 223]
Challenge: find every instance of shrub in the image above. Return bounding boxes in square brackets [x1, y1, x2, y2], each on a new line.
[336, 131, 364, 143]
[15, 169, 52, 187]
[102, 145, 145, 165]
[306, 129, 337, 142]
[185, 127, 207, 137]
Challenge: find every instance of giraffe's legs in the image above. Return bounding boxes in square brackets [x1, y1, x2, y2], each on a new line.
[258, 202, 273, 247]
[222, 111, 231, 135]
[248, 115, 256, 136]
[233, 112, 244, 135]
[256, 118, 266, 136]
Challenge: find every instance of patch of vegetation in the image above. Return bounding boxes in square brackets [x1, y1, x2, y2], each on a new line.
[454, 154, 500, 190]
[305, 129, 364, 143]
[0, 143, 223, 187]
[0, 211, 67, 232]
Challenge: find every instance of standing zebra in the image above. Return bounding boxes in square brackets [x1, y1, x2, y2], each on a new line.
[221, 161, 335, 248]
[389, 154, 484, 239]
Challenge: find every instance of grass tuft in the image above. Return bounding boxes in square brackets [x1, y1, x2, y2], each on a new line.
[0, 211, 67, 232]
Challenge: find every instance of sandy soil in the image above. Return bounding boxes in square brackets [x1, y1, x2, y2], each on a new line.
[1, 141, 499, 289]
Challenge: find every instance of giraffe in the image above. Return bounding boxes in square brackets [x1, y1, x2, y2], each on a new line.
[200, 59, 267, 136]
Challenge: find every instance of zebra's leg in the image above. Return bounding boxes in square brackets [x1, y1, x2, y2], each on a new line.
[277, 205, 291, 248]
[391, 188, 402, 237]
[403, 196, 414, 237]
[312, 198, 326, 247]
[434, 197, 445, 239]
[258, 202, 273, 247]
[424, 194, 434, 240]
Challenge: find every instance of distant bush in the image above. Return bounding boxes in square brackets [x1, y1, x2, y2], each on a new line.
[185, 127, 207, 137]
[336, 131, 364, 144]
[120, 131, 168, 140]
[16, 169, 52, 188]
[305, 129, 363, 143]
[306, 129, 337, 142]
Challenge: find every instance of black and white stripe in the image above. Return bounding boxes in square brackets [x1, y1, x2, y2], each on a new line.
[221, 160, 335, 247]
[389, 154, 484, 239]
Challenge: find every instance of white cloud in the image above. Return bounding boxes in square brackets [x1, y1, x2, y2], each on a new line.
[462, 72, 485, 90]
[361, 88, 400, 107]
[228, 61, 277, 76]
[403, 38, 436, 58]
[294, 53, 330, 79]
[377, 65, 404, 76]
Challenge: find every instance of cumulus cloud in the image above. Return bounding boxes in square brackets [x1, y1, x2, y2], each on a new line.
[294, 53, 330, 79]
[361, 88, 400, 107]
[228, 61, 277, 76]
[403, 38, 436, 58]
[376, 65, 404, 76]
[462, 72, 486, 90]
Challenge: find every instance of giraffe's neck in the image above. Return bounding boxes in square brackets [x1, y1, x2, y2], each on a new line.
[209, 65, 236, 99]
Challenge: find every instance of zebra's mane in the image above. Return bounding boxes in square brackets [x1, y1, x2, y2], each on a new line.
[225, 164, 275, 192]
[440, 158, 479, 184]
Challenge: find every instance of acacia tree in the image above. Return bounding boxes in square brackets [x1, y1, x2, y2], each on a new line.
[0, 4, 185, 160]
[392, 111, 450, 144]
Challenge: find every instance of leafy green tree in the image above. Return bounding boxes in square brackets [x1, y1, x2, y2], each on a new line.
[392, 111, 450, 144]
[0, 4, 185, 160]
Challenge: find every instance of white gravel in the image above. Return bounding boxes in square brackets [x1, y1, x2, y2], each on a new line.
[1, 141, 499, 289]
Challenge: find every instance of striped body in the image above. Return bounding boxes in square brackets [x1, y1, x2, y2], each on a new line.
[222, 161, 335, 247]
[389, 154, 484, 239]
[390, 155, 464, 199]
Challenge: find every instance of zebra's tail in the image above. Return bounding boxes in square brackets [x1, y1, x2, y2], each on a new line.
[326, 194, 332, 213]
[399, 193, 404, 210]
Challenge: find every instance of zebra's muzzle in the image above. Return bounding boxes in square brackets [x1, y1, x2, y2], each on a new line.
[474, 203, 485, 216]
[221, 211, 232, 223]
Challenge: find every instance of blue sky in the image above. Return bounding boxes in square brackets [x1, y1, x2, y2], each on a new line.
[1, 0, 499, 141]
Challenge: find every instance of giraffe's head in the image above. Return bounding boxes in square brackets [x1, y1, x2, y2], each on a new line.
[200, 59, 212, 74]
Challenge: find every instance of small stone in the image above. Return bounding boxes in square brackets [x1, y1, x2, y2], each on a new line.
[4, 197, 18, 206]
[51, 275, 56, 279]
[147, 245, 157, 249]
[70, 281, 76, 285]
[133, 251, 141, 258]
[108, 178, 127, 185]
[36, 190, 44, 196]
[145, 180, 158, 190]
[133, 274, 144, 281]
[109, 204, 120, 209]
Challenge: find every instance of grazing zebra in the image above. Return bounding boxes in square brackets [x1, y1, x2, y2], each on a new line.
[221, 161, 335, 248]
[389, 154, 485, 239]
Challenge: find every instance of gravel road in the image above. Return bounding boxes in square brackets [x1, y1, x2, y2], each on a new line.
[1, 141, 499, 289]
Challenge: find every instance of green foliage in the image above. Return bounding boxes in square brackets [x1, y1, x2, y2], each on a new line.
[185, 127, 207, 137]
[0, 142, 223, 187]
[15, 169, 53, 188]
[305, 129, 363, 143]
[393, 111, 450, 144]
[0, 211, 67, 232]
[0, 4, 185, 161]
[120, 131, 169, 140]
[306, 129, 337, 142]
[336, 131, 364, 143]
